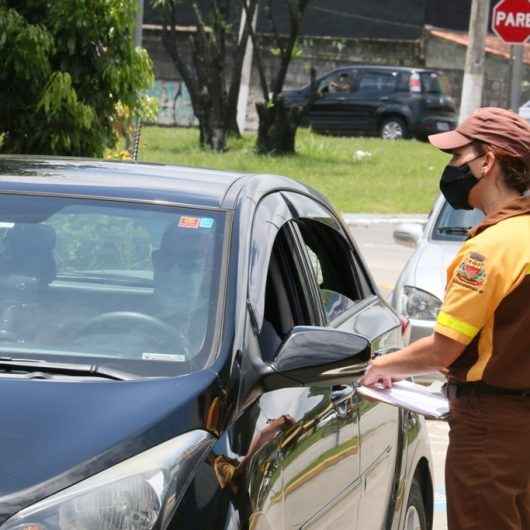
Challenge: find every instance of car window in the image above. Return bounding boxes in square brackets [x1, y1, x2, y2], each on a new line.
[420, 71, 451, 95]
[396, 72, 411, 92]
[432, 200, 484, 241]
[296, 219, 362, 323]
[318, 70, 358, 95]
[259, 225, 313, 362]
[358, 72, 397, 94]
[0, 194, 226, 375]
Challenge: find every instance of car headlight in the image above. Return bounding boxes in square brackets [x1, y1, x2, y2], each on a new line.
[1, 430, 214, 530]
[400, 286, 442, 321]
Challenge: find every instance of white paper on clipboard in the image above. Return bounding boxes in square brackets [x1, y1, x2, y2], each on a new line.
[357, 379, 449, 419]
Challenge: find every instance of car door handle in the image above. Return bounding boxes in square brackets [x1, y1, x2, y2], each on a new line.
[331, 385, 356, 418]
[331, 384, 355, 403]
[372, 347, 400, 359]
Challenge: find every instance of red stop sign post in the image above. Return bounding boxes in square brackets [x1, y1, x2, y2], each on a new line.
[492, 0, 530, 44]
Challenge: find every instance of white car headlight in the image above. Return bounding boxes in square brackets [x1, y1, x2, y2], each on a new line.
[1, 430, 214, 530]
[401, 286, 442, 321]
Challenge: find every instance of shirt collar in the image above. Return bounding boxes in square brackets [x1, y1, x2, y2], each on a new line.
[467, 195, 530, 239]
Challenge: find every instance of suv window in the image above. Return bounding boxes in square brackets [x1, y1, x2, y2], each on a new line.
[319, 70, 358, 95]
[420, 72, 450, 95]
[358, 71, 397, 94]
[296, 219, 361, 323]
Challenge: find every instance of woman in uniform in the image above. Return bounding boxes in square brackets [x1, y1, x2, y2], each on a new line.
[360, 107, 530, 530]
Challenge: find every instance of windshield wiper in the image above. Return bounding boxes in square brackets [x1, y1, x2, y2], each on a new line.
[436, 226, 471, 235]
[0, 357, 132, 380]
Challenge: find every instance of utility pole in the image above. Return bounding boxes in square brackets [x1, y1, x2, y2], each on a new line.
[459, 0, 490, 123]
[509, 45, 524, 112]
[135, 0, 144, 47]
[130, 0, 145, 159]
[237, 6, 258, 133]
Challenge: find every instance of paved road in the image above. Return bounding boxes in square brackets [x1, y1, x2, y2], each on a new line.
[348, 220, 448, 530]
[349, 221, 415, 297]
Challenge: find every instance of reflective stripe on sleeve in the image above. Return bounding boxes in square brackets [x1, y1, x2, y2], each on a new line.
[436, 311, 479, 339]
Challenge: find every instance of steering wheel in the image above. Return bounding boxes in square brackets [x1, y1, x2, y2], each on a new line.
[73, 311, 189, 357]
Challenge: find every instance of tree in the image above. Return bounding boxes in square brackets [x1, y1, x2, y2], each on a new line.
[242, 0, 316, 155]
[155, 0, 258, 152]
[0, 0, 154, 157]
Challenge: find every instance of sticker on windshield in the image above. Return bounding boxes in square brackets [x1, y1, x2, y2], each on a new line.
[199, 217, 215, 229]
[178, 216, 200, 229]
[143, 352, 187, 362]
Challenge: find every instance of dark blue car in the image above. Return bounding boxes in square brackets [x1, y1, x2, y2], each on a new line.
[0, 156, 433, 530]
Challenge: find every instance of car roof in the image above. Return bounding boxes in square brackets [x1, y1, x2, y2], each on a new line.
[0, 155, 327, 212]
[0, 155, 250, 209]
[334, 65, 438, 74]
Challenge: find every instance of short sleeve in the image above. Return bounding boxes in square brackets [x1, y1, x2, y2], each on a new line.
[434, 239, 509, 345]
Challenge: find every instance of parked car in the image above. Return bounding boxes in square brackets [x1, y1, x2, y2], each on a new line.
[283, 65, 457, 140]
[0, 156, 433, 530]
[391, 195, 484, 344]
[518, 99, 530, 123]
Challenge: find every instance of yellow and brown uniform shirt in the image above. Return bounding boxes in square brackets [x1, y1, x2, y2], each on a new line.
[435, 196, 530, 389]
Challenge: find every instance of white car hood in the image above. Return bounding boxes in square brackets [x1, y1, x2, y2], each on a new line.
[412, 240, 461, 301]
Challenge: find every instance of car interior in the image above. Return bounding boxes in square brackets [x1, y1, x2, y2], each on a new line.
[0, 208, 220, 365]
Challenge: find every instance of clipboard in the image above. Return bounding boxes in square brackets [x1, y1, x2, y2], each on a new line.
[357, 379, 449, 419]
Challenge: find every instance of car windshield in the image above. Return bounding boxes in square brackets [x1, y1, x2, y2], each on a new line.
[0, 195, 226, 377]
[432, 200, 484, 241]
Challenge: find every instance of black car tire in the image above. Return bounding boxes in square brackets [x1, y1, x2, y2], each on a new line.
[380, 117, 409, 140]
[403, 478, 428, 530]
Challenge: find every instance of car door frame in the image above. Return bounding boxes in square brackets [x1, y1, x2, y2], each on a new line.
[243, 189, 369, 529]
[281, 191, 409, 530]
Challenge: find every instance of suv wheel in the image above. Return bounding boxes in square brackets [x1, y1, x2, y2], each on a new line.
[381, 117, 408, 140]
[404, 479, 428, 530]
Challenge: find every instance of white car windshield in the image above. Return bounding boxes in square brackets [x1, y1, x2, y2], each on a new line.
[432, 201, 484, 241]
[0, 195, 226, 376]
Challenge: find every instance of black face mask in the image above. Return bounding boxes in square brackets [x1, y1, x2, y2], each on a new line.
[439, 155, 483, 210]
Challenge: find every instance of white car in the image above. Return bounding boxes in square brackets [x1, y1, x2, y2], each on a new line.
[518, 100, 530, 123]
[391, 195, 484, 343]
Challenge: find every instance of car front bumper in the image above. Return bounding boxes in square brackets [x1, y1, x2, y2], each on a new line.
[409, 317, 435, 342]
[409, 317, 445, 383]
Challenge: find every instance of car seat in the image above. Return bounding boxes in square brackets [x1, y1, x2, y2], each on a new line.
[0, 224, 57, 285]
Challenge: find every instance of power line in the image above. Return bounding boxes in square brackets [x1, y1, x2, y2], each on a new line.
[310, 6, 423, 30]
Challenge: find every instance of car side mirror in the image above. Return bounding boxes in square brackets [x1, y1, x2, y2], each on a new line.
[262, 326, 370, 390]
[393, 223, 424, 248]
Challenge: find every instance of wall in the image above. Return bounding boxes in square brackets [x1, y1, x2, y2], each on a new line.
[424, 33, 530, 110]
[142, 27, 530, 128]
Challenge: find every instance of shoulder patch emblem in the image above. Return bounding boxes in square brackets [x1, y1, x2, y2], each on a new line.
[455, 252, 486, 291]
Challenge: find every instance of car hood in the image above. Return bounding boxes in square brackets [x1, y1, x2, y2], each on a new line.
[410, 240, 461, 300]
[0, 369, 218, 524]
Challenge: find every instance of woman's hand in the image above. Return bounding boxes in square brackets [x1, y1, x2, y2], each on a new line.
[360, 361, 393, 388]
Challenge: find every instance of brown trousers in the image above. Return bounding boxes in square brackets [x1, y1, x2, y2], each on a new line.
[446, 393, 530, 530]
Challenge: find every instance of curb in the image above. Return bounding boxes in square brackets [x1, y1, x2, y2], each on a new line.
[342, 213, 428, 226]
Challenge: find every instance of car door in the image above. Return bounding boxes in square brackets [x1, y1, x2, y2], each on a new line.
[245, 192, 362, 530]
[308, 69, 358, 134]
[347, 69, 400, 135]
[283, 192, 402, 530]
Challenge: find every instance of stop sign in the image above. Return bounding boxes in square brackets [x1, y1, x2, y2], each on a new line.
[492, 0, 530, 44]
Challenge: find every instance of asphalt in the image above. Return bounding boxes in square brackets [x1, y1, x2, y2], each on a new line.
[346, 216, 448, 530]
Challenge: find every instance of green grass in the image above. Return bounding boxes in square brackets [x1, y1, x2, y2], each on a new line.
[139, 126, 450, 213]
